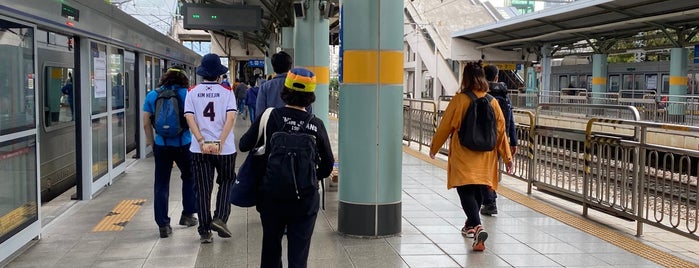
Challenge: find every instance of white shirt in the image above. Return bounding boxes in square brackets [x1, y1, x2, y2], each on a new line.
[184, 82, 238, 155]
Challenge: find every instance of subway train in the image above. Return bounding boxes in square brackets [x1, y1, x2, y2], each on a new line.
[550, 59, 699, 97]
[0, 1, 200, 203]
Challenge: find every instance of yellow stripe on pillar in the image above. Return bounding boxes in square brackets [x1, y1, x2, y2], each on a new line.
[670, 76, 688, 86]
[379, 51, 404, 84]
[304, 66, 329, 84]
[592, 77, 607, 85]
[343, 50, 403, 84]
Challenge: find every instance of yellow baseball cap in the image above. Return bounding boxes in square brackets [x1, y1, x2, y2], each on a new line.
[284, 68, 316, 92]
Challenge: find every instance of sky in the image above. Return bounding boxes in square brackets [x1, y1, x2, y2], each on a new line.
[115, 0, 210, 55]
[115, 0, 179, 35]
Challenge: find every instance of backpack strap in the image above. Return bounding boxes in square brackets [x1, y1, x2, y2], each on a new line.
[255, 108, 274, 155]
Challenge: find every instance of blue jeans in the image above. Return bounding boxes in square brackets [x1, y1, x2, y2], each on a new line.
[153, 144, 197, 227]
[248, 105, 256, 123]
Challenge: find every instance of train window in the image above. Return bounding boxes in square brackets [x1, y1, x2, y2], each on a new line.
[635, 74, 645, 91]
[609, 75, 620, 92]
[645, 74, 658, 94]
[661, 74, 670, 94]
[570, 75, 578, 88]
[0, 22, 35, 135]
[90, 42, 108, 115]
[110, 47, 124, 110]
[44, 67, 74, 127]
[558, 76, 568, 91]
[586, 76, 592, 91]
[622, 74, 634, 90]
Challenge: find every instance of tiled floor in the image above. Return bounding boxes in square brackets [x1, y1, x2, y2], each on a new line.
[5, 115, 699, 267]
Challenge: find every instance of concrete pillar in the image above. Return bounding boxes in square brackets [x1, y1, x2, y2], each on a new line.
[591, 54, 608, 104]
[540, 44, 552, 103]
[669, 47, 688, 122]
[337, 0, 403, 237]
[294, 0, 329, 125]
[281, 26, 294, 56]
[526, 66, 536, 108]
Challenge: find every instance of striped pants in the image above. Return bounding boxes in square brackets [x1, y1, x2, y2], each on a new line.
[192, 152, 237, 235]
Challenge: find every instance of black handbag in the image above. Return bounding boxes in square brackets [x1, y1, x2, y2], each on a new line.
[230, 108, 272, 207]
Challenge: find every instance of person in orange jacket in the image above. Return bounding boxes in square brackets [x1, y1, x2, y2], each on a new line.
[429, 60, 513, 251]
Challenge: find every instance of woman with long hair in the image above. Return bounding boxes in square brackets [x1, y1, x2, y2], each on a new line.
[429, 60, 513, 251]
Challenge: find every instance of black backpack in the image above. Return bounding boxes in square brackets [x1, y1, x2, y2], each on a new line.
[262, 113, 319, 199]
[458, 91, 497, 151]
[150, 86, 188, 145]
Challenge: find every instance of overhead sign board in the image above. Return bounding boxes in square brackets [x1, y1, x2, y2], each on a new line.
[182, 4, 262, 31]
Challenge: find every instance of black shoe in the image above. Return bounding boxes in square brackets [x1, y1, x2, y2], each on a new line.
[159, 225, 172, 238]
[200, 232, 213, 244]
[211, 218, 232, 238]
[480, 203, 498, 216]
[179, 214, 198, 227]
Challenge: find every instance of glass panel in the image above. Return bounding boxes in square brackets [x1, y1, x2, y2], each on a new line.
[145, 56, 153, 92]
[0, 136, 38, 243]
[0, 23, 35, 135]
[44, 67, 74, 126]
[661, 74, 670, 94]
[111, 112, 125, 168]
[153, 58, 162, 90]
[609, 75, 620, 92]
[91, 43, 108, 115]
[109, 48, 124, 110]
[690, 73, 698, 95]
[91, 117, 108, 180]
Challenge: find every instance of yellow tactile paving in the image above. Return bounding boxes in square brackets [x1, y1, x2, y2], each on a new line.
[91, 199, 146, 232]
[403, 145, 697, 268]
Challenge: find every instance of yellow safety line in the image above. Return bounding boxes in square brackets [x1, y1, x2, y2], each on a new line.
[402, 146, 697, 268]
[91, 199, 146, 232]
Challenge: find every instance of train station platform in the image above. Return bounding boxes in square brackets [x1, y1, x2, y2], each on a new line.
[5, 114, 699, 268]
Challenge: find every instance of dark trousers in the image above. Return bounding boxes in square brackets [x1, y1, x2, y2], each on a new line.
[192, 152, 236, 235]
[482, 188, 497, 205]
[153, 144, 197, 227]
[259, 193, 319, 268]
[456, 184, 487, 228]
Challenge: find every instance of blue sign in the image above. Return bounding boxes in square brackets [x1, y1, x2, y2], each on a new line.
[248, 59, 264, 68]
[694, 45, 699, 64]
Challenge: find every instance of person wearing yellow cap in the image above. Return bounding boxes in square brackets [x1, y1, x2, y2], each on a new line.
[239, 67, 335, 267]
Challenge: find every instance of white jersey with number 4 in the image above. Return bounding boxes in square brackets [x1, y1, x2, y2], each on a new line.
[184, 82, 238, 154]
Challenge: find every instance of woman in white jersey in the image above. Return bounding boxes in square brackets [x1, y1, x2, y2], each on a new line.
[184, 53, 237, 244]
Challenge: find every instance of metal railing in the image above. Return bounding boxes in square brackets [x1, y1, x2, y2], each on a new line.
[397, 98, 698, 240]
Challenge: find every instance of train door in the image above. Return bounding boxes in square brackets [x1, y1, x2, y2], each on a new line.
[0, 16, 40, 261]
[124, 51, 137, 156]
[36, 29, 77, 202]
[82, 41, 128, 197]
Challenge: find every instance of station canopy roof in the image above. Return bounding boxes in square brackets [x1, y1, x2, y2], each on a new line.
[452, 0, 699, 52]
[178, 0, 339, 52]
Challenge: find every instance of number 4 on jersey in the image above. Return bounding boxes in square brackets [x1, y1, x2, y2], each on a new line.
[204, 102, 215, 121]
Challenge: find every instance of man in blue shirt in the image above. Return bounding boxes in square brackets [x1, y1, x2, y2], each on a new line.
[255, 51, 312, 118]
[143, 68, 198, 238]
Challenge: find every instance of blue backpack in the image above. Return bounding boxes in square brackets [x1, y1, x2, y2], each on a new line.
[151, 86, 187, 144]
